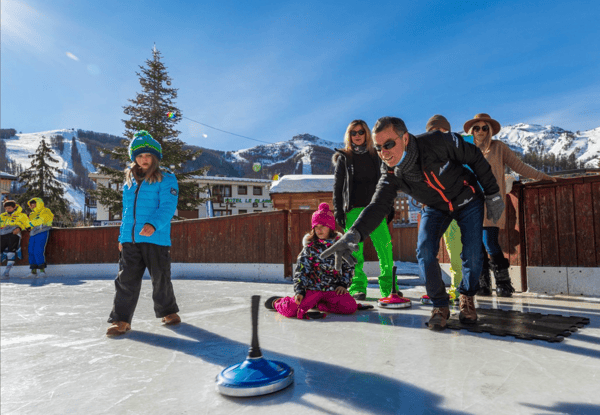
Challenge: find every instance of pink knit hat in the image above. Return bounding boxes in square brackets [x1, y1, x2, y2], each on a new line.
[311, 203, 336, 231]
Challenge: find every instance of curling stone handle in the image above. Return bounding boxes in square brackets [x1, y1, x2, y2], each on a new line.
[248, 295, 263, 358]
[392, 266, 398, 294]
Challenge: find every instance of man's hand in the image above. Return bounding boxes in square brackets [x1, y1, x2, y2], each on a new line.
[320, 229, 361, 271]
[335, 286, 348, 295]
[294, 294, 304, 305]
[139, 224, 155, 236]
[485, 192, 505, 224]
[118, 243, 122, 252]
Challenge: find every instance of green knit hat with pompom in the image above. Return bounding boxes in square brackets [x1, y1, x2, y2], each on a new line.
[128, 130, 162, 162]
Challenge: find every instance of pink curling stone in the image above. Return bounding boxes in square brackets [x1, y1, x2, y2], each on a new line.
[378, 293, 412, 309]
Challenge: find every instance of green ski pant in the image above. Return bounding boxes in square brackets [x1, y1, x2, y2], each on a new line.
[345, 207, 395, 297]
[443, 219, 463, 287]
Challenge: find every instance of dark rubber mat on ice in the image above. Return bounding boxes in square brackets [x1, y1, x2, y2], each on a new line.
[446, 308, 590, 342]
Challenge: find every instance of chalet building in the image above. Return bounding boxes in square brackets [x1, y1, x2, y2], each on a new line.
[88, 173, 273, 223]
[269, 174, 418, 226]
[0, 171, 18, 212]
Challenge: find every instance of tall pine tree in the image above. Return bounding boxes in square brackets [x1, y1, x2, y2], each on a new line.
[17, 138, 71, 225]
[92, 46, 209, 217]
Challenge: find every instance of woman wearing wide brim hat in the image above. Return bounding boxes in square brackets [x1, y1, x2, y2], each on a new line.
[463, 113, 556, 297]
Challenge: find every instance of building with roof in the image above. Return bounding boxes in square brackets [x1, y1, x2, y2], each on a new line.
[88, 173, 273, 222]
[0, 171, 18, 212]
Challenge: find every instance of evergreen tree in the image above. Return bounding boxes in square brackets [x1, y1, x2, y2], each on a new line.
[92, 46, 209, 217]
[17, 138, 71, 225]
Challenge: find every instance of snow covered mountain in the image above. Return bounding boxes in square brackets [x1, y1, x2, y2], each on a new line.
[495, 124, 600, 168]
[1, 128, 122, 212]
[1, 124, 598, 213]
[222, 133, 343, 176]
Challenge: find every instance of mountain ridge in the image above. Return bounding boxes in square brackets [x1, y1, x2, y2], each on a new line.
[1, 124, 598, 213]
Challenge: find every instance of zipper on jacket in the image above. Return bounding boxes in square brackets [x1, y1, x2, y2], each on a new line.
[131, 181, 142, 243]
[464, 180, 476, 194]
[423, 171, 454, 212]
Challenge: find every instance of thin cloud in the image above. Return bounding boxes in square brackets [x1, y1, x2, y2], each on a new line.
[66, 52, 80, 61]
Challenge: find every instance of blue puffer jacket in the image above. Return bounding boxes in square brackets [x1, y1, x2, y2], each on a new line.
[118, 171, 179, 246]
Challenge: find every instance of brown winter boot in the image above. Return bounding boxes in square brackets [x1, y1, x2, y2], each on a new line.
[106, 321, 131, 336]
[428, 307, 450, 331]
[459, 294, 477, 324]
[162, 313, 181, 325]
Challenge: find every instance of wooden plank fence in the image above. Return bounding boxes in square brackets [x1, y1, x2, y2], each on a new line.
[9, 174, 599, 288]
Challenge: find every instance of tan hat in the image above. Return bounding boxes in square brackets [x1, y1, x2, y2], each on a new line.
[463, 113, 501, 136]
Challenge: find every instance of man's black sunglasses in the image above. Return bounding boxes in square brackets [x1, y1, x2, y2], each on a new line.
[374, 139, 398, 152]
[473, 125, 489, 133]
[350, 129, 365, 137]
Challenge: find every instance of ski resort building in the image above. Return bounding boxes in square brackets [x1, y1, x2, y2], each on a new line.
[88, 173, 273, 222]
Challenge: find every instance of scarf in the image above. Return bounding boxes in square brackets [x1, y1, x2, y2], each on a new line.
[351, 143, 368, 154]
[394, 135, 423, 182]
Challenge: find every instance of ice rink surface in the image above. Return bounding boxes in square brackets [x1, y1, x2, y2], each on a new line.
[2, 274, 600, 415]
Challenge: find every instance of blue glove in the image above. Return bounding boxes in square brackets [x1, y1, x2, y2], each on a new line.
[485, 192, 505, 224]
[320, 229, 361, 271]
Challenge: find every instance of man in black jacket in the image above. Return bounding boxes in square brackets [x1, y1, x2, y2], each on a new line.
[322, 116, 504, 331]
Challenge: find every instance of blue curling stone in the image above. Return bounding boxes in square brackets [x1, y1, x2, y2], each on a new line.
[216, 357, 294, 397]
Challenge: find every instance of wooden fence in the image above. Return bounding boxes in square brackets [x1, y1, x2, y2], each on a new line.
[9, 174, 599, 287]
[11, 209, 417, 278]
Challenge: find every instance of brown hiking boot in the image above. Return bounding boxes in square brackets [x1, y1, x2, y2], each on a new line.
[428, 307, 450, 331]
[106, 321, 131, 336]
[459, 294, 477, 324]
[162, 313, 181, 325]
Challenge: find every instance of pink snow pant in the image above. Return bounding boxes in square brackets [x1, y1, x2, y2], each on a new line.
[274, 290, 358, 319]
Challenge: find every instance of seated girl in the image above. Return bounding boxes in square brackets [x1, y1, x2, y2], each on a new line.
[265, 203, 357, 319]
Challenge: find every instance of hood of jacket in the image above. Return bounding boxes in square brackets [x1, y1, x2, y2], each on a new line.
[28, 197, 45, 212]
[331, 148, 348, 165]
[2, 204, 24, 216]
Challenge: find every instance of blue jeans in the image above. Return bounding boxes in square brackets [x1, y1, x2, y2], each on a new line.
[417, 198, 484, 307]
[483, 227, 503, 256]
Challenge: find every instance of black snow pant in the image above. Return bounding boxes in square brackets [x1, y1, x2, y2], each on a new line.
[1, 233, 21, 253]
[108, 242, 179, 324]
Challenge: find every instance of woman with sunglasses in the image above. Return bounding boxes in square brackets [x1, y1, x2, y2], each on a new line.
[332, 119, 395, 301]
[464, 113, 556, 297]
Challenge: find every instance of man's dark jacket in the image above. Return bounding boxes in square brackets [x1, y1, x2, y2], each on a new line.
[352, 131, 499, 241]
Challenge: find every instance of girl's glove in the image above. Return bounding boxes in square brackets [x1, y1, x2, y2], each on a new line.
[320, 229, 360, 271]
[485, 192, 505, 224]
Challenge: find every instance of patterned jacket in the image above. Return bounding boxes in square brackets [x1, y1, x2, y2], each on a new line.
[293, 232, 354, 296]
[0, 205, 30, 235]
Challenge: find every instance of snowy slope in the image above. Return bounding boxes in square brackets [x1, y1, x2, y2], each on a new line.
[224, 133, 343, 169]
[495, 124, 600, 168]
[3, 129, 96, 211]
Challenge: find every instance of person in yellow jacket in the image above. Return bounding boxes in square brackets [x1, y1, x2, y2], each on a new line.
[1, 199, 30, 279]
[26, 197, 54, 278]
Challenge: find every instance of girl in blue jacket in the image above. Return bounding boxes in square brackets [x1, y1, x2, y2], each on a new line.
[107, 131, 181, 336]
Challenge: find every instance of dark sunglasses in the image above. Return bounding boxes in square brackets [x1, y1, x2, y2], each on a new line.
[374, 139, 398, 152]
[473, 125, 489, 133]
[350, 129, 365, 137]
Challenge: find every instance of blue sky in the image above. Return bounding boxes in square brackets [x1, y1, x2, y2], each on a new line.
[2, 0, 599, 152]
